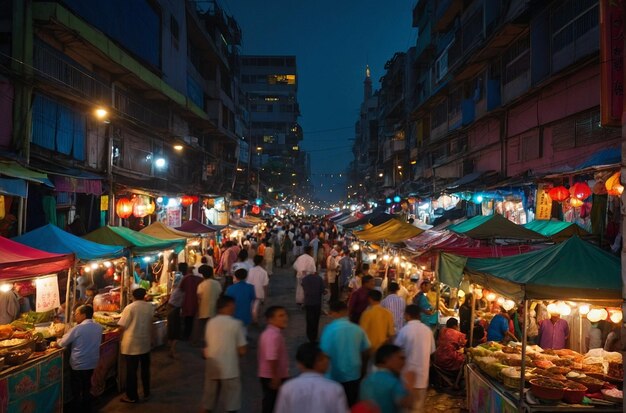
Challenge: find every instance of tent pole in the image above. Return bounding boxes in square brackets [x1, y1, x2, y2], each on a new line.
[65, 264, 76, 323]
[434, 253, 440, 333]
[469, 285, 476, 348]
[518, 298, 529, 410]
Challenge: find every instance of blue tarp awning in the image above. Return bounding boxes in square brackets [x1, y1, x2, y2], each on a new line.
[13, 224, 125, 261]
[576, 147, 620, 170]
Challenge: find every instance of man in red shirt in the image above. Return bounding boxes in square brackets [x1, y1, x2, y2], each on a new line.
[178, 263, 202, 341]
[348, 275, 375, 324]
[258, 306, 289, 413]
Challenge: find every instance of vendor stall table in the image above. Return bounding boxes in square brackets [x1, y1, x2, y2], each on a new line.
[0, 349, 64, 413]
[467, 364, 622, 413]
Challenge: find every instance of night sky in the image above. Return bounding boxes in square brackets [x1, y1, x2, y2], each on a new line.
[223, 0, 416, 202]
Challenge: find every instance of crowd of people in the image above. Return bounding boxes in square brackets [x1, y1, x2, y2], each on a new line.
[187, 215, 449, 413]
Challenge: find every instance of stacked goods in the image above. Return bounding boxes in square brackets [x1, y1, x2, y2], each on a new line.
[468, 343, 624, 405]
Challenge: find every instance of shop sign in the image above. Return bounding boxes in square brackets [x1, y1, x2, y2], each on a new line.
[35, 275, 60, 312]
[100, 195, 109, 211]
[600, 0, 624, 127]
[535, 184, 552, 220]
[166, 207, 182, 227]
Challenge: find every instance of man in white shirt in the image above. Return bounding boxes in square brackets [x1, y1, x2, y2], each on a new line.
[394, 304, 436, 412]
[325, 249, 340, 303]
[203, 295, 247, 412]
[117, 288, 155, 403]
[247, 255, 270, 322]
[56, 305, 103, 412]
[292, 246, 317, 306]
[274, 342, 348, 413]
[196, 265, 222, 343]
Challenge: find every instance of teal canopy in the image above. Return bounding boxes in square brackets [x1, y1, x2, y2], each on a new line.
[13, 224, 125, 261]
[83, 226, 185, 255]
[447, 214, 546, 240]
[523, 220, 589, 242]
[441, 237, 621, 304]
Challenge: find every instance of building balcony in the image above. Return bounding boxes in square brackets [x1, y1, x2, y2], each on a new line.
[383, 139, 406, 162]
[435, 0, 463, 32]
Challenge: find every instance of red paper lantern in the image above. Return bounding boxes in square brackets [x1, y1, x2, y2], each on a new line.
[181, 195, 194, 207]
[251, 205, 261, 214]
[547, 186, 569, 202]
[570, 182, 591, 200]
[115, 197, 133, 219]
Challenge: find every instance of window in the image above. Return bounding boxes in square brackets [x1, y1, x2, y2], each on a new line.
[503, 34, 530, 84]
[448, 88, 462, 117]
[264, 96, 280, 102]
[434, 46, 450, 82]
[267, 74, 296, 85]
[552, 109, 619, 150]
[263, 135, 275, 143]
[462, 9, 484, 52]
[431, 100, 448, 128]
[551, 0, 598, 53]
[31, 94, 85, 160]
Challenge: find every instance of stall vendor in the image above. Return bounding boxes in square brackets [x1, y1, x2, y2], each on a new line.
[412, 279, 437, 330]
[486, 308, 517, 343]
[0, 286, 20, 324]
[538, 312, 569, 350]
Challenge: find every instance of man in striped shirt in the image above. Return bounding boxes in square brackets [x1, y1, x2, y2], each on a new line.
[381, 282, 406, 335]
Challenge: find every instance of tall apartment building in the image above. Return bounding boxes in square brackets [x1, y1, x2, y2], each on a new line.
[353, 0, 619, 205]
[240, 55, 308, 195]
[0, 0, 247, 235]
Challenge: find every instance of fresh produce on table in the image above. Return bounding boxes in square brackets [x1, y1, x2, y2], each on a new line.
[0, 325, 12, 340]
[529, 378, 565, 401]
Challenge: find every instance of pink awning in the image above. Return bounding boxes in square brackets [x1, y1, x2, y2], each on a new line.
[0, 236, 74, 279]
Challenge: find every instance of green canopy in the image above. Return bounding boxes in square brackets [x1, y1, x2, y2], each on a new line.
[441, 237, 621, 304]
[83, 226, 185, 255]
[523, 220, 589, 242]
[447, 214, 546, 240]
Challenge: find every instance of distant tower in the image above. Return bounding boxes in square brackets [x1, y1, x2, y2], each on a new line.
[364, 65, 372, 100]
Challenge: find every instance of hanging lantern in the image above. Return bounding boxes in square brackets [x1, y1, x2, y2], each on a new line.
[570, 182, 591, 200]
[570, 198, 584, 208]
[115, 197, 133, 219]
[181, 195, 194, 208]
[548, 186, 569, 202]
[145, 200, 156, 215]
[251, 205, 261, 214]
[133, 197, 148, 218]
[605, 172, 624, 196]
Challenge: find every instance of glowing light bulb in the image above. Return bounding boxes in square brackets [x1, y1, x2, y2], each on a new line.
[610, 310, 623, 324]
[486, 292, 496, 302]
[579, 304, 590, 316]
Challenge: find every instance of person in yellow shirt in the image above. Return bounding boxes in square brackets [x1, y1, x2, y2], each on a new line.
[359, 290, 395, 355]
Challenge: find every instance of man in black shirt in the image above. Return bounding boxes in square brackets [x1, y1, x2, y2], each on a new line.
[301, 271, 326, 343]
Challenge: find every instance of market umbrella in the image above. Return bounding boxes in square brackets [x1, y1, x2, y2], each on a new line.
[13, 224, 125, 261]
[83, 226, 185, 254]
[353, 219, 423, 243]
[440, 236, 621, 304]
[523, 220, 589, 242]
[0, 236, 74, 278]
[140, 222, 197, 239]
[447, 214, 546, 241]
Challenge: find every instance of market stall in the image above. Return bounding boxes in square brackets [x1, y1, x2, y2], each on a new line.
[523, 220, 590, 243]
[13, 224, 126, 398]
[140, 221, 199, 273]
[447, 214, 547, 241]
[442, 236, 623, 411]
[83, 226, 185, 348]
[0, 235, 75, 413]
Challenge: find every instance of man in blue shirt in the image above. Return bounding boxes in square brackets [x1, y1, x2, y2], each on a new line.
[226, 268, 257, 326]
[56, 305, 103, 412]
[360, 344, 411, 413]
[487, 308, 516, 342]
[320, 301, 370, 407]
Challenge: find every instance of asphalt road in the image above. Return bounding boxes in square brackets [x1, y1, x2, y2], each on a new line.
[96, 263, 315, 413]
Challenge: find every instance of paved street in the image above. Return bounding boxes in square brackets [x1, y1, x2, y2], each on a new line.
[96, 265, 466, 412]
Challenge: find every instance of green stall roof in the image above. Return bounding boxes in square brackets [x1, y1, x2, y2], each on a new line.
[442, 236, 621, 304]
[523, 220, 589, 242]
[447, 214, 546, 241]
[83, 226, 185, 255]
